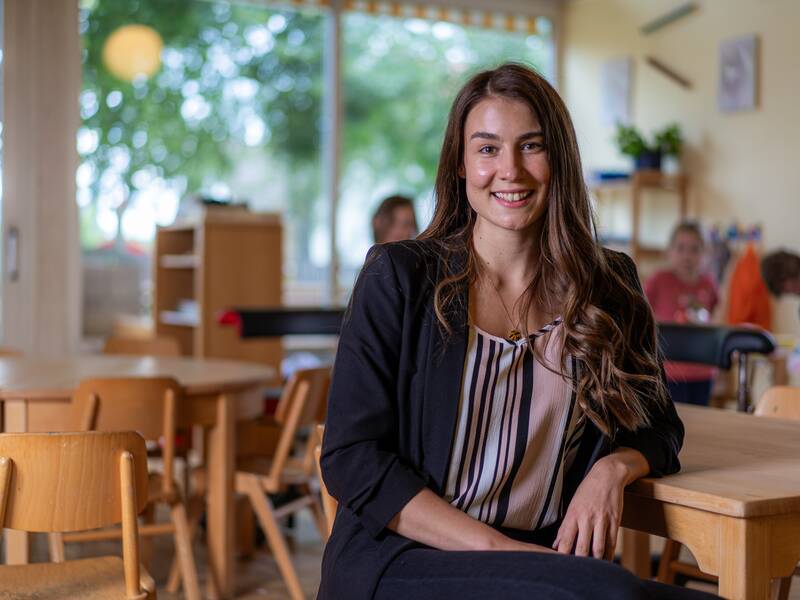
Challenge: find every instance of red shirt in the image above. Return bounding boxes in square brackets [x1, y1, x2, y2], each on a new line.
[645, 269, 719, 382]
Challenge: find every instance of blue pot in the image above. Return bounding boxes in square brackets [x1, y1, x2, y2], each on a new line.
[634, 150, 662, 171]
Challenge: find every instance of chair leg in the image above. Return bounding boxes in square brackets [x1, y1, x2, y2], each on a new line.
[299, 484, 329, 543]
[657, 539, 683, 584]
[140, 502, 156, 570]
[47, 532, 65, 563]
[774, 576, 792, 600]
[166, 494, 204, 593]
[237, 494, 256, 559]
[243, 477, 305, 600]
[170, 501, 202, 600]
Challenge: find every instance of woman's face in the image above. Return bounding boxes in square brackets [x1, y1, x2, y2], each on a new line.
[461, 96, 550, 236]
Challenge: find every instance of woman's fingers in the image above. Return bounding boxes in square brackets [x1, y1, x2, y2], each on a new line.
[592, 518, 608, 559]
[605, 521, 619, 561]
[555, 518, 578, 554]
[574, 519, 592, 557]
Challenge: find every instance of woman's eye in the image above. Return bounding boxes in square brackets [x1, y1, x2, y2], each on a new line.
[522, 142, 543, 152]
[478, 145, 496, 154]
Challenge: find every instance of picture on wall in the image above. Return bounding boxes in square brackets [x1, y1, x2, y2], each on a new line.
[718, 34, 758, 112]
[601, 57, 633, 126]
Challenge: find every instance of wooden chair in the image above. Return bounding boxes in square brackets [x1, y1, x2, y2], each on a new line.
[0, 431, 154, 599]
[0, 346, 22, 356]
[175, 366, 331, 600]
[102, 335, 182, 357]
[658, 385, 800, 598]
[314, 425, 337, 537]
[59, 377, 201, 600]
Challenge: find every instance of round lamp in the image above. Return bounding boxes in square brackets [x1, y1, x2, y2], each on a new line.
[102, 24, 163, 82]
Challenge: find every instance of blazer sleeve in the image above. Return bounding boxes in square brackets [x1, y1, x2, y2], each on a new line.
[609, 252, 685, 477]
[320, 244, 428, 538]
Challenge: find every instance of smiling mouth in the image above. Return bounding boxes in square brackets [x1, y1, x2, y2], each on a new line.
[492, 190, 534, 203]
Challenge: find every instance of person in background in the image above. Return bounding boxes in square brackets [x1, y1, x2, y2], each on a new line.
[645, 221, 719, 406]
[371, 195, 418, 244]
[761, 250, 800, 298]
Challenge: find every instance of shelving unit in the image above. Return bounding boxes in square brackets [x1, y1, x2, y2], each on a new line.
[153, 211, 282, 383]
[592, 169, 689, 262]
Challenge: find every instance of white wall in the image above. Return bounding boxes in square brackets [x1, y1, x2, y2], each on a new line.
[562, 0, 800, 334]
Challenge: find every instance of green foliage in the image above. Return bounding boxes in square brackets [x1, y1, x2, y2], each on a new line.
[654, 123, 683, 156]
[614, 122, 683, 158]
[613, 123, 653, 158]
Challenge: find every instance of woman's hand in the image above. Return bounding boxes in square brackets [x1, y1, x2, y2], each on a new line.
[553, 448, 649, 560]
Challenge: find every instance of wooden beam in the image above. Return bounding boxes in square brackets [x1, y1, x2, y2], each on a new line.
[640, 2, 698, 35]
[646, 56, 692, 89]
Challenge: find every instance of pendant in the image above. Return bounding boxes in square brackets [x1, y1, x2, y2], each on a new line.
[506, 329, 523, 342]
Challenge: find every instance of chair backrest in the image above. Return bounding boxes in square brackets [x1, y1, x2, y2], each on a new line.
[0, 346, 22, 357]
[658, 323, 776, 368]
[103, 335, 182, 357]
[268, 367, 330, 481]
[71, 377, 182, 495]
[274, 367, 331, 428]
[755, 386, 800, 420]
[314, 424, 336, 537]
[0, 431, 148, 596]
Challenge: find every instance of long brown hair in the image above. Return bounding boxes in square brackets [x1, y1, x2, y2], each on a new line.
[418, 63, 667, 435]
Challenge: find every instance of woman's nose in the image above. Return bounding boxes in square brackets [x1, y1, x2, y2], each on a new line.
[499, 150, 522, 180]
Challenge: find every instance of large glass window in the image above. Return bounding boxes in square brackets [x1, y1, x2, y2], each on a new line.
[79, 0, 324, 334]
[338, 13, 553, 292]
[78, 1, 555, 334]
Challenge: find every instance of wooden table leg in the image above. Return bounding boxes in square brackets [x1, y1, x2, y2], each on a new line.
[2, 399, 30, 565]
[621, 528, 651, 578]
[207, 393, 236, 599]
[718, 516, 771, 600]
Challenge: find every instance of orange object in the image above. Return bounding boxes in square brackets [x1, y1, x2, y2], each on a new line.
[726, 243, 772, 330]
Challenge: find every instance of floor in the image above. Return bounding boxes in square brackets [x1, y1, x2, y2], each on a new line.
[22, 513, 800, 599]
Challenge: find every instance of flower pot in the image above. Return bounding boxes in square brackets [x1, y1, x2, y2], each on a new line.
[662, 154, 681, 175]
[634, 150, 662, 171]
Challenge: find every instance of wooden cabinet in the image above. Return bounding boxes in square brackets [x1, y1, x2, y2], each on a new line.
[154, 212, 282, 383]
[592, 170, 689, 262]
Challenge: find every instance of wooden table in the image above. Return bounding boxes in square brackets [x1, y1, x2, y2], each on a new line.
[621, 404, 800, 599]
[0, 355, 274, 599]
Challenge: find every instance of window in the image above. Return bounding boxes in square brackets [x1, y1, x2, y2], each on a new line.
[79, 0, 324, 334]
[78, 0, 555, 334]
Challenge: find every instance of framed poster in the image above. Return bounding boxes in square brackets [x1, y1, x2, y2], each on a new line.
[718, 34, 758, 112]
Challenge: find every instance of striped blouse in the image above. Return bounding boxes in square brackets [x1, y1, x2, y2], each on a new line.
[443, 319, 585, 531]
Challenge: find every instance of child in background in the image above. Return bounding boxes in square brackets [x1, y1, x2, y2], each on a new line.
[645, 221, 719, 405]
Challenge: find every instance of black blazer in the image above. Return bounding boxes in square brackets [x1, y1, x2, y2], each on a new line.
[319, 239, 683, 599]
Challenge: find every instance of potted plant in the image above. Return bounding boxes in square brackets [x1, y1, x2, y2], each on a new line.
[614, 123, 662, 171]
[655, 123, 683, 174]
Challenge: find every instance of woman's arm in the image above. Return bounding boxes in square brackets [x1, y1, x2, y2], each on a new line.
[321, 244, 427, 537]
[390, 488, 553, 553]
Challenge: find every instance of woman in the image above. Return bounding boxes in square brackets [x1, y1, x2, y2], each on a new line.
[320, 64, 715, 599]
[372, 194, 419, 244]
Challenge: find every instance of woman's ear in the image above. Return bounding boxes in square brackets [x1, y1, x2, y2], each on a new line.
[458, 164, 465, 178]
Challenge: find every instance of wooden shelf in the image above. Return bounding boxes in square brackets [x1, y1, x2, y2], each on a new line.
[160, 254, 199, 269]
[159, 310, 198, 327]
[154, 212, 282, 370]
[593, 169, 688, 263]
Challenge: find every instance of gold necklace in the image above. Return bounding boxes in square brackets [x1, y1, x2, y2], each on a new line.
[484, 274, 525, 342]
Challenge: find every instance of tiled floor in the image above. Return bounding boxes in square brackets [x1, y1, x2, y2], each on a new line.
[22, 514, 800, 599]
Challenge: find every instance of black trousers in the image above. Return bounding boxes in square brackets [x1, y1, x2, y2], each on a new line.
[374, 548, 719, 600]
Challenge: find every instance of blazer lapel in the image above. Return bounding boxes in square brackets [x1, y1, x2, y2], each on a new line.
[422, 247, 469, 494]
